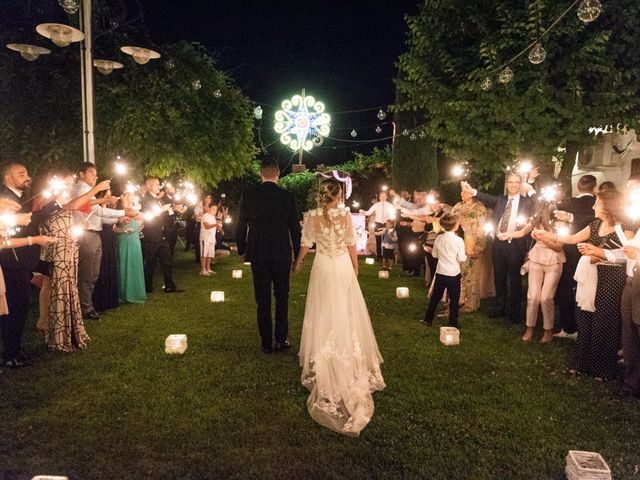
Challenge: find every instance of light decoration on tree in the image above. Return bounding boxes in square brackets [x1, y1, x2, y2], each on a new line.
[377, 109, 387, 120]
[577, 0, 602, 23]
[528, 43, 547, 64]
[498, 67, 513, 84]
[481, 77, 492, 90]
[274, 89, 331, 164]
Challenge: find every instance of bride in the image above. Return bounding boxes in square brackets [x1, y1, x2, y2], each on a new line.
[293, 178, 385, 436]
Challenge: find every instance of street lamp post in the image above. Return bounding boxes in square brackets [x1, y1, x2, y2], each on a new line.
[79, 0, 96, 165]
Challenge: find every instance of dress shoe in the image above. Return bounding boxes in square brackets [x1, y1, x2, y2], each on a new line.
[83, 311, 100, 320]
[262, 346, 273, 354]
[274, 340, 291, 352]
[164, 288, 185, 293]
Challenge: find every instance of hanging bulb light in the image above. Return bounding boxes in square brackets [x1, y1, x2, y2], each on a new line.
[402, 129, 409, 136]
[481, 77, 492, 90]
[253, 106, 263, 120]
[577, 0, 602, 23]
[498, 66, 513, 84]
[6, 43, 51, 61]
[192, 79, 201, 90]
[58, 0, 79, 14]
[36, 23, 84, 48]
[213, 89, 222, 98]
[409, 133, 417, 141]
[93, 59, 124, 75]
[350, 129, 358, 138]
[375, 126, 382, 134]
[419, 131, 426, 139]
[164, 60, 175, 70]
[528, 43, 547, 64]
[377, 109, 386, 121]
[121, 46, 161, 65]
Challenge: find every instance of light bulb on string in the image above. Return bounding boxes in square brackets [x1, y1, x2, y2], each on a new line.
[419, 131, 426, 139]
[481, 77, 492, 90]
[410, 133, 417, 141]
[213, 89, 222, 98]
[58, 0, 79, 14]
[528, 43, 546, 65]
[350, 129, 357, 138]
[375, 126, 382, 134]
[253, 106, 263, 120]
[402, 129, 409, 136]
[377, 109, 386, 121]
[498, 67, 513, 84]
[192, 79, 201, 90]
[577, 0, 602, 23]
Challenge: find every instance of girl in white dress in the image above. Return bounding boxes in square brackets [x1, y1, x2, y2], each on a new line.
[293, 179, 385, 436]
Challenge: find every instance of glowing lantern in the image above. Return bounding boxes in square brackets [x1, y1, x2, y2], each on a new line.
[365, 258, 375, 265]
[164, 334, 188, 354]
[440, 327, 460, 346]
[378, 270, 389, 279]
[396, 287, 410, 299]
[232, 270, 243, 279]
[210, 291, 225, 302]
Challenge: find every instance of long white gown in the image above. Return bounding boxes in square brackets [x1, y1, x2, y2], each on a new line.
[298, 207, 386, 436]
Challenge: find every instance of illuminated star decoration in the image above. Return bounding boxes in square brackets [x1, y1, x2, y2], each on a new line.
[274, 92, 331, 152]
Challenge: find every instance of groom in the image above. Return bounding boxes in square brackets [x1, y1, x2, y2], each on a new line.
[236, 158, 301, 354]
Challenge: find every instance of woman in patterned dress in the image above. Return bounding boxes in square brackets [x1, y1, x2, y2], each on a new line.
[536, 190, 634, 380]
[452, 188, 488, 312]
[40, 173, 111, 352]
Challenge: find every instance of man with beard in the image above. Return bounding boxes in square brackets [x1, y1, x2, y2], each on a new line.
[0, 163, 61, 367]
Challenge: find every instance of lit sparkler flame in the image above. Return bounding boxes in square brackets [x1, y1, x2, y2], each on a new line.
[451, 164, 465, 178]
[483, 223, 495, 234]
[114, 162, 128, 176]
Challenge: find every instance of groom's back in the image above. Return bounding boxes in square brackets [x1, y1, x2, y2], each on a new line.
[236, 182, 301, 263]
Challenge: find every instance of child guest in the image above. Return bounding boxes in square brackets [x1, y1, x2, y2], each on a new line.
[199, 204, 218, 276]
[421, 213, 467, 328]
[380, 219, 398, 271]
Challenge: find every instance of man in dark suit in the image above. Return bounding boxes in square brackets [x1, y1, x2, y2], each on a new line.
[0, 163, 61, 367]
[236, 158, 301, 353]
[552, 174, 597, 339]
[140, 177, 182, 294]
[462, 174, 533, 323]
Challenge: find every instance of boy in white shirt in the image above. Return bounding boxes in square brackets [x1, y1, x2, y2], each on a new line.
[421, 213, 467, 328]
[199, 204, 219, 275]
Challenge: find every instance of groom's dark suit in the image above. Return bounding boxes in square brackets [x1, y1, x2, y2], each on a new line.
[236, 181, 301, 351]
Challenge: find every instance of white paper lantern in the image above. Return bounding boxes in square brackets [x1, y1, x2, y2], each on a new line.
[243, 262, 251, 265]
[232, 270, 243, 279]
[164, 334, 188, 354]
[378, 270, 389, 279]
[440, 327, 460, 346]
[396, 287, 409, 299]
[32, 476, 69, 480]
[210, 291, 225, 302]
[365, 258, 375, 265]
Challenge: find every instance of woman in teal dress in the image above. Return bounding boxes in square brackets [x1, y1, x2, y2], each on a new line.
[115, 194, 146, 304]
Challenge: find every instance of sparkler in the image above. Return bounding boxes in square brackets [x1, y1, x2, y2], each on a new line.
[555, 225, 570, 238]
[352, 201, 360, 209]
[626, 188, 640, 220]
[408, 243, 418, 252]
[426, 194, 436, 205]
[482, 223, 495, 235]
[71, 225, 84, 238]
[114, 161, 128, 176]
[224, 216, 232, 224]
[381, 185, 388, 192]
[451, 164, 465, 178]
[42, 176, 70, 200]
[541, 184, 559, 203]
[0, 213, 18, 237]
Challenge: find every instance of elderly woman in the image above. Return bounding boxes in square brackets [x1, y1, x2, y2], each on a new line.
[536, 189, 633, 380]
[452, 188, 487, 313]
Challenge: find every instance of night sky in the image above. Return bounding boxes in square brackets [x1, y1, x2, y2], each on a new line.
[137, 0, 419, 165]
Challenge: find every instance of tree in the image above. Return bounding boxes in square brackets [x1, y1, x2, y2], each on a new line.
[395, 0, 640, 190]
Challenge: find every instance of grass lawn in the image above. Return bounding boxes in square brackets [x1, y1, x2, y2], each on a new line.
[1, 251, 639, 479]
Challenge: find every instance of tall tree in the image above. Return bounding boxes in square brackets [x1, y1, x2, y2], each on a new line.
[395, 0, 640, 189]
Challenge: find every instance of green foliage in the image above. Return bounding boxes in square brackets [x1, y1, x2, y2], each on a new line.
[96, 41, 256, 185]
[278, 170, 318, 210]
[2, 252, 639, 479]
[395, 0, 640, 189]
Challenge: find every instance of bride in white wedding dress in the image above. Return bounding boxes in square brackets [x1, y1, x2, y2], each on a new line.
[293, 179, 385, 436]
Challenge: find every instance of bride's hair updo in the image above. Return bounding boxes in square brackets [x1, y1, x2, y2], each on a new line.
[317, 179, 342, 224]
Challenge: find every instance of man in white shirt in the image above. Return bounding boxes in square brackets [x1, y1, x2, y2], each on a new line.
[421, 213, 466, 328]
[71, 163, 134, 320]
[360, 191, 395, 259]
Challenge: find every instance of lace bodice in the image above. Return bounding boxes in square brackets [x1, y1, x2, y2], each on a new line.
[301, 207, 357, 257]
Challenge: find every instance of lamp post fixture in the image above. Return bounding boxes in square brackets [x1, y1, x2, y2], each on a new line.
[6, 43, 51, 61]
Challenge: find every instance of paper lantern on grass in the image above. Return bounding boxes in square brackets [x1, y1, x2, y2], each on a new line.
[210, 291, 225, 302]
[378, 270, 389, 279]
[164, 334, 188, 354]
[232, 270, 243, 279]
[440, 327, 460, 346]
[396, 287, 409, 299]
[365, 258, 375, 265]
[565, 450, 611, 479]
[243, 262, 251, 265]
[31, 476, 69, 480]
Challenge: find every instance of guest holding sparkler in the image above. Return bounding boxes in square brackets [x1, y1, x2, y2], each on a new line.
[39, 171, 111, 352]
[451, 187, 488, 313]
[193, 193, 213, 264]
[552, 175, 597, 339]
[499, 192, 565, 342]
[72, 163, 137, 320]
[199, 203, 219, 276]
[92, 189, 121, 312]
[0, 163, 63, 368]
[114, 193, 146, 304]
[462, 174, 533, 323]
[360, 190, 395, 259]
[536, 189, 633, 380]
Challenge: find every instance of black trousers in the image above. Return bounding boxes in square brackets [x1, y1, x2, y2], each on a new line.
[250, 261, 291, 349]
[374, 222, 384, 258]
[555, 260, 578, 334]
[1, 269, 32, 361]
[493, 239, 526, 322]
[425, 273, 461, 327]
[141, 239, 177, 293]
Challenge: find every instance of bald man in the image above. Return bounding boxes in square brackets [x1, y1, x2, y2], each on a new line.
[0, 163, 61, 368]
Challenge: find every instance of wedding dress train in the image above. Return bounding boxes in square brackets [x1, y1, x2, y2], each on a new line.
[299, 208, 385, 436]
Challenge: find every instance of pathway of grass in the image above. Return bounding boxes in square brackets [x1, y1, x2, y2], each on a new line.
[1, 252, 639, 479]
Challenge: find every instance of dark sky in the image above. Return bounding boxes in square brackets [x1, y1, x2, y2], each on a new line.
[138, 0, 419, 166]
